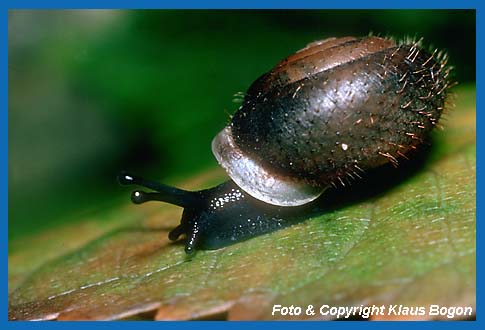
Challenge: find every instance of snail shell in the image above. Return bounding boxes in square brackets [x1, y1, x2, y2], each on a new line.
[212, 36, 450, 206]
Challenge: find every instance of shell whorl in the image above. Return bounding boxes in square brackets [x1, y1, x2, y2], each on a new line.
[212, 36, 451, 206]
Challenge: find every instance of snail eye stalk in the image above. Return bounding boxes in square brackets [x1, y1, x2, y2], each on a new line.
[118, 172, 205, 255]
[117, 172, 199, 208]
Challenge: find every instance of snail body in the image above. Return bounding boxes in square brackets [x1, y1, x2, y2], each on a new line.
[120, 36, 451, 254]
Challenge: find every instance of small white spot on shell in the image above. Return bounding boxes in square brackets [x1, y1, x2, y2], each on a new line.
[341, 143, 349, 151]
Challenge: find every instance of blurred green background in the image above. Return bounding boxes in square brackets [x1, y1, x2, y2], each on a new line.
[8, 10, 475, 242]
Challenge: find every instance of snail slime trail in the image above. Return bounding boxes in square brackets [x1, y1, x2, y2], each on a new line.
[119, 36, 452, 255]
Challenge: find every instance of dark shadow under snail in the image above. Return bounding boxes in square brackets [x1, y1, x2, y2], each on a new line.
[119, 36, 452, 255]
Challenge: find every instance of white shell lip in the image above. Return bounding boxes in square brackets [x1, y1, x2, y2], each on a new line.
[211, 126, 326, 207]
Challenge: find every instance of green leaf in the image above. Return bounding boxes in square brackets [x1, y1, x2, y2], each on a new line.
[8, 85, 475, 320]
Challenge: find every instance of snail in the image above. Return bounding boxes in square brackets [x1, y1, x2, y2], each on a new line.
[119, 36, 451, 255]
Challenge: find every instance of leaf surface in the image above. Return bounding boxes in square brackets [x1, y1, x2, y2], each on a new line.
[8, 85, 476, 320]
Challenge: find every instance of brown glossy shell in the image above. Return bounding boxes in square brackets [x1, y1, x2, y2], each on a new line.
[212, 36, 451, 206]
